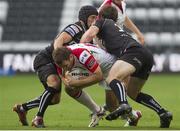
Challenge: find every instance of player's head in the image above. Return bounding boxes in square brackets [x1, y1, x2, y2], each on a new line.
[78, 5, 98, 29]
[99, 5, 118, 22]
[53, 47, 74, 71]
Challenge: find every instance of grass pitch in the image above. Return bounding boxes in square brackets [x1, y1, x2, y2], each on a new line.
[0, 74, 180, 130]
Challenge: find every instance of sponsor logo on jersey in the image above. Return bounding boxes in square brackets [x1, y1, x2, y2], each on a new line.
[70, 25, 80, 34]
[87, 58, 96, 69]
[79, 50, 91, 64]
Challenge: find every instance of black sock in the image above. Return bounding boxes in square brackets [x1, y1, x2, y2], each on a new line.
[37, 88, 56, 117]
[109, 79, 127, 104]
[22, 96, 41, 111]
[136, 92, 166, 115]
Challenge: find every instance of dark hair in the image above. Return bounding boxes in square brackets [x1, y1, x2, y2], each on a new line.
[78, 5, 98, 29]
[99, 5, 118, 22]
[52, 47, 71, 66]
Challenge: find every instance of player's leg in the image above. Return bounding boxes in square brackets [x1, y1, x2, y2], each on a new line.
[127, 76, 172, 128]
[65, 87, 105, 127]
[105, 60, 135, 120]
[104, 90, 119, 112]
[31, 63, 61, 128]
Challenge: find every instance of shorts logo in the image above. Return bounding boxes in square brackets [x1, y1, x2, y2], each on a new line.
[133, 57, 142, 67]
[79, 50, 91, 64]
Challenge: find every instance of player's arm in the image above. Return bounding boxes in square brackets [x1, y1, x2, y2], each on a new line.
[124, 16, 145, 45]
[53, 32, 73, 49]
[80, 26, 99, 43]
[65, 66, 103, 89]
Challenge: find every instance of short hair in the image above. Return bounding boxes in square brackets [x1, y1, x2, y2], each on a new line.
[52, 47, 72, 66]
[99, 5, 118, 22]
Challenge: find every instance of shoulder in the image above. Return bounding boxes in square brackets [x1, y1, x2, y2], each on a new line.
[73, 49, 92, 64]
[62, 22, 83, 37]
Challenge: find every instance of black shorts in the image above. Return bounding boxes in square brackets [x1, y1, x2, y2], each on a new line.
[33, 50, 61, 89]
[119, 46, 154, 80]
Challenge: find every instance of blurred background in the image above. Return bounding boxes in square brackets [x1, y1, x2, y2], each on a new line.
[0, 0, 180, 75]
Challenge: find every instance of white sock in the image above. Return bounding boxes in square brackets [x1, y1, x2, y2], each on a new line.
[76, 90, 100, 113]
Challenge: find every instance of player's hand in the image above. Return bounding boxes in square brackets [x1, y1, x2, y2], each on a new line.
[63, 71, 77, 87]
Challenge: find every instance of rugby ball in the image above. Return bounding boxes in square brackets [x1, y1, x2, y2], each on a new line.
[70, 67, 91, 80]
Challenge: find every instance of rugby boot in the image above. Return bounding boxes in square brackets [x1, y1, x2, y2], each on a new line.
[13, 104, 28, 126]
[106, 103, 132, 121]
[32, 116, 45, 128]
[88, 107, 106, 127]
[124, 110, 142, 127]
[160, 111, 173, 128]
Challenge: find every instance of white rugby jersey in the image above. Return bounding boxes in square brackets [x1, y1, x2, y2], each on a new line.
[67, 43, 116, 78]
[99, 0, 126, 29]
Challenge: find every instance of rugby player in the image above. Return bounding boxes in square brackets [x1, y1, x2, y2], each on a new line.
[99, 0, 145, 45]
[80, 6, 173, 128]
[98, 1, 144, 126]
[53, 43, 142, 127]
[12, 5, 104, 128]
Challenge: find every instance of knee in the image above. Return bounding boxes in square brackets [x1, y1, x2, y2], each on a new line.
[47, 75, 61, 90]
[65, 87, 81, 98]
[106, 74, 124, 84]
[106, 76, 117, 84]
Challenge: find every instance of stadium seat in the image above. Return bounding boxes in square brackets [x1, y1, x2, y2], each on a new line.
[176, 0, 180, 7]
[174, 32, 180, 46]
[148, 8, 162, 32]
[164, 0, 177, 8]
[161, 8, 176, 32]
[133, 8, 148, 32]
[159, 32, 173, 46]
[145, 32, 160, 46]
[126, 0, 137, 8]
[0, 1, 9, 23]
[176, 9, 180, 32]
[150, 0, 164, 8]
[0, 25, 3, 40]
[136, 0, 150, 8]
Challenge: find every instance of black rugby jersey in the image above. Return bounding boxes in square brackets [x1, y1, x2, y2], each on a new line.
[94, 19, 142, 57]
[43, 21, 87, 61]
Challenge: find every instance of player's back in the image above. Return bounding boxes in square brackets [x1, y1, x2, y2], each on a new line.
[68, 43, 116, 76]
[95, 19, 141, 57]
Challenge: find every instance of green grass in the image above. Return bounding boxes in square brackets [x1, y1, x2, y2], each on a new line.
[0, 74, 180, 130]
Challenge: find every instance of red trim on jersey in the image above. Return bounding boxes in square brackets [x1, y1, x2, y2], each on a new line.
[71, 48, 99, 73]
[56, 64, 62, 75]
[105, 0, 112, 5]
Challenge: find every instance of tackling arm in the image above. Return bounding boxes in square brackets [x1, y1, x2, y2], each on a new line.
[80, 26, 99, 43]
[124, 16, 145, 45]
[53, 32, 73, 49]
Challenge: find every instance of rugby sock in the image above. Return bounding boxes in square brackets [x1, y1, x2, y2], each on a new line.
[37, 88, 56, 117]
[22, 96, 41, 111]
[75, 90, 100, 113]
[109, 79, 128, 104]
[136, 92, 166, 115]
